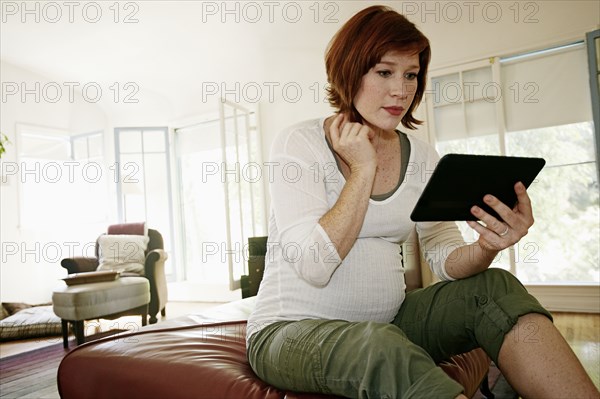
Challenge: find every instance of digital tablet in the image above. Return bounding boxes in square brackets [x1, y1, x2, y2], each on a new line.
[410, 154, 546, 222]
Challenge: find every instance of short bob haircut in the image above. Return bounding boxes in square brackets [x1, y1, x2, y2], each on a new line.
[325, 5, 431, 130]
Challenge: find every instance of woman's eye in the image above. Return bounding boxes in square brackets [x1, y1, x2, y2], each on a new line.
[377, 70, 392, 77]
[405, 72, 418, 80]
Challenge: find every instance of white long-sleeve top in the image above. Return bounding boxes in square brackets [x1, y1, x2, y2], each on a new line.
[247, 118, 466, 341]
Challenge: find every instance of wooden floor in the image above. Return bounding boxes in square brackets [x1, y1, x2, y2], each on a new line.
[552, 312, 600, 390]
[0, 308, 598, 397]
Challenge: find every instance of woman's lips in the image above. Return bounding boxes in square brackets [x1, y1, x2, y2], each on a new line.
[383, 106, 404, 116]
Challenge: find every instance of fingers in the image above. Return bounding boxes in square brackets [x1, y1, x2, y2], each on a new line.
[466, 219, 503, 244]
[330, 113, 373, 149]
[341, 120, 371, 140]
[514, 181, 534, 221]
[330, 113, 371, 143]
[467, 182, 535, 250]
[329, 113, 344, 146]
[471, 196, 514, 233]
[467, 215, 511, 244]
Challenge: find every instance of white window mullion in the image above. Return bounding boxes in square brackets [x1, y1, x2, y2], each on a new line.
[245, 112, 256, 238]
[424, 92, 437, 146]
[459, 71, 469, 150]
[491, 57, 517, 275]
[491, 58, 508, 157]
[140, 130, 149, 223]
[234, 108, 246, 257]
[218, 102, 235, 291]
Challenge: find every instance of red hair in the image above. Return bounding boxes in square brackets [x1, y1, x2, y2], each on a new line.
[325, 5, 431, 129]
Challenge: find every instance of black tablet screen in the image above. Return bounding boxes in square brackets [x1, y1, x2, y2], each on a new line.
[410, 154, 545, 222]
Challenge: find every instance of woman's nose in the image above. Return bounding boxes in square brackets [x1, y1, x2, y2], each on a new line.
[390, 78, 415, 99]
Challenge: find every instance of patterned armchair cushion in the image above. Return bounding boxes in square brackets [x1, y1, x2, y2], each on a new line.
[97, 234, 149, 274]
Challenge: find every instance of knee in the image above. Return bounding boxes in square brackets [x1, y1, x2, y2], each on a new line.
[480, 267, 517, 282]
[475, 268, 526, 298]
[356, 323, 412, 358]
[469, 269, 552, 363]
[361, 322, 407, 345]
[356, 322, 434, 373]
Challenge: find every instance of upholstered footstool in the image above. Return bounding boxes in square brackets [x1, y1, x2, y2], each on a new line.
[52, 276, 150, 348]
[58, 316, 491, 399]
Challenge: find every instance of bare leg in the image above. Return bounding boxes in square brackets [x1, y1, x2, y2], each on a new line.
[498, 313, 599, 399]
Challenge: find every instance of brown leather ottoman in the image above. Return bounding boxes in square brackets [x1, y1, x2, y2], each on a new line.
[57, 317, 490, 399]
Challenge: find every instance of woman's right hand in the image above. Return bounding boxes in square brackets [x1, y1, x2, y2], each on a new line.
[329, 113, 377, 175]
[319, 113, 378, 261]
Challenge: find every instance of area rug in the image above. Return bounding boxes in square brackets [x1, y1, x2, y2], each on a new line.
[0, 330, 124, 398]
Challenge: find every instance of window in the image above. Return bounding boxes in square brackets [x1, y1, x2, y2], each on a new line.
[17, 125, 108, 229]
[114, 127, 174, 275]
[175, 101, 266, 292]
[430, 64, 501, 156]
[70, 131, 109, 224]
[427, 42, 599, 285]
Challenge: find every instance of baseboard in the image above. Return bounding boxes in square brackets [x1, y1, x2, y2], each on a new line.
[526, 284, 600, 313]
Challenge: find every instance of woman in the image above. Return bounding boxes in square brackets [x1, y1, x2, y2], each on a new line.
[247, 5, 598, 399]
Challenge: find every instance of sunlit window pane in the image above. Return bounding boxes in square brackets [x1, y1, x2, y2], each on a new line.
[115, 128, 173, 275]
[516, 163, 599, 283]
[506, 122, 596, 167]
[431, 46, 599, 287]
[18, 128, 108, 228]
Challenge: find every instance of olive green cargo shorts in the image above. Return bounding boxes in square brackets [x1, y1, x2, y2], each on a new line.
[247, 268, 552, 399]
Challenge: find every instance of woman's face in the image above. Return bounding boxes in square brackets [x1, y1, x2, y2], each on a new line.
[353, 50, 420, 131]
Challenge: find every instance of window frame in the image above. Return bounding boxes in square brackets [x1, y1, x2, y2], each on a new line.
[114, 126, 176, 278]
[585, 29, 600, 184]
[424, 41, 599, 312]
[172, 100, 267, 299]
[16, 124, 110, 229]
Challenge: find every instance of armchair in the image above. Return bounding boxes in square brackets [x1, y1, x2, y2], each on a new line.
[60, 223, 168, 324]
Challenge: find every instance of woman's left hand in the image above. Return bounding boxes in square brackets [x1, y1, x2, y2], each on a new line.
[466, 182, 534, 251]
